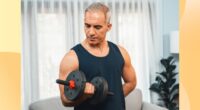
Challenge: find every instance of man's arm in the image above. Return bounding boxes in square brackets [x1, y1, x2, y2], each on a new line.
[118, 46, 137, 97]
[58, 50, 94, 107]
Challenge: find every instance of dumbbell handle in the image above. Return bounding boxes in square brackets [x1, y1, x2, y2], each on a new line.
[56, 79, 69, 86]
[93, 87, 114, 96]
[96, 90, 114, 96]
[56, 79, 76, 89]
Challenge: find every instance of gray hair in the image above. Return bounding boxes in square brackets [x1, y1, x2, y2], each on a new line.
[85, 2, 111, 23]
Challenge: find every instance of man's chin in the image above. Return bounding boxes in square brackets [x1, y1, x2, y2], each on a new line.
[88, 41, 99, 46]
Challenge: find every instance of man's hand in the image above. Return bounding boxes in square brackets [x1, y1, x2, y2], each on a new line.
[82, 82, 95, 99]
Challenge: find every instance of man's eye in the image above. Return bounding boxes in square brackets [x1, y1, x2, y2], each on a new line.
[85, 24, 90, 28]
[95, 26, 102, 30]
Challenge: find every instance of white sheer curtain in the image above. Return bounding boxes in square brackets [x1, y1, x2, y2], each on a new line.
[21, 0, 163, 110]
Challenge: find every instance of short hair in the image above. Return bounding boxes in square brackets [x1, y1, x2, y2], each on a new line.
[85, 2, 111, 23]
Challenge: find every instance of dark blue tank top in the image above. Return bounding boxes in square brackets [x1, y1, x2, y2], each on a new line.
[72, 41, 125, 110]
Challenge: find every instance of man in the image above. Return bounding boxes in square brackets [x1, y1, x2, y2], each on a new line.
[58, 2, 136, 110]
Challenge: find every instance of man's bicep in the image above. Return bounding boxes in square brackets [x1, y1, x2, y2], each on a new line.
[122, 62, 136, 83]
[59, 50, 79, 80]
[118, 45, 136, 85]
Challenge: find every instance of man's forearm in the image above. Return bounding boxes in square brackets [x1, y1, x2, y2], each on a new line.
[123, 82, 136, 97]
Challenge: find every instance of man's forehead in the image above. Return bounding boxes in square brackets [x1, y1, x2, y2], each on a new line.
[84, 11, 106, 23]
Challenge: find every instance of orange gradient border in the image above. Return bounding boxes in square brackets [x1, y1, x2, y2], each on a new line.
[180, 0, 200, 110]
[0, 0, 200, 110]
[0, 0, 21, 110]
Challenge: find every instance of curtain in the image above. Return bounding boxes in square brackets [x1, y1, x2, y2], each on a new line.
[21, 0, 163, 110]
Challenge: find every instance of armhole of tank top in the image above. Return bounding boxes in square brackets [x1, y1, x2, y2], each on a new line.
[110, 42, 125, 66]
[70, 48, 80, 70]
[117, 45, 125, 67]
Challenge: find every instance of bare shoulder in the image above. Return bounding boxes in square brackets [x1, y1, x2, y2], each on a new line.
[117, 45, 130, 60]
[61, 50, 78, 62]
[59, 50, 79, 79]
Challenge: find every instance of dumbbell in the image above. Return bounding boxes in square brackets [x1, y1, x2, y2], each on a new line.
[56, 70, 114, 104]
[89, 76, 114, 104]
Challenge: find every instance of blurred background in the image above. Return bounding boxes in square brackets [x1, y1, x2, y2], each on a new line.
[21, 0, 179, 110]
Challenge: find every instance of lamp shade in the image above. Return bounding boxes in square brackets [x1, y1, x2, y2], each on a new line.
[170, 30, 179, 54]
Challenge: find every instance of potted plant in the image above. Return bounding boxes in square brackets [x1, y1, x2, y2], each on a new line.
[149, 56, 179, 110]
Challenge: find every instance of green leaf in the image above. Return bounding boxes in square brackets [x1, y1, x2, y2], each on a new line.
[156, 76, 166, 89]
[175, 107, 179, 110]
[168, 78, 176, 87]
[168, 102, 177, 110]
[161, 97, 170, 104]
[167, 56, 174, 63]
[170, 59, 176, 65]
[150, 83, 161, 93]
[167, 65, 176, 72]
[159, 90, 169, 99]
[170, 93, 179, 102]
[158, 71, 168, 80]
[170, 72, 178, 79]
[161, 59, 169, 68]
[156, 76, 165, 83]
[170, 84, 179, 94]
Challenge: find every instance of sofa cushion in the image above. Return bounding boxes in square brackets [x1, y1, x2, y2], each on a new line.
[142, 102, 168, 110]
[125, 89, 142, 110]
[29, 97, 73, 110]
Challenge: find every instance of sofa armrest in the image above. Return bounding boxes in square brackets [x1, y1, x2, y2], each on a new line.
[29, 97, 73, 110]
[142, 102, 168, 110]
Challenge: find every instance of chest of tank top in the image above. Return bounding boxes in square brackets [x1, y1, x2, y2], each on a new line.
[72, 41, 126, 110]
[73, 42, 124, 82]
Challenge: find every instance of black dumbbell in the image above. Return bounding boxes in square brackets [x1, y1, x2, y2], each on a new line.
[89, 76, 114, 104]
[56, 70, 114, 104]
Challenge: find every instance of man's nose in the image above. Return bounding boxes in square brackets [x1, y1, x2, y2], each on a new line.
[88, 27, 96, 36]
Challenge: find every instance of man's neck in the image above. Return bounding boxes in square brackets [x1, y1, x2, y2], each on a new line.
[82, 40, 109, 57]
[84, 40, 108, 51]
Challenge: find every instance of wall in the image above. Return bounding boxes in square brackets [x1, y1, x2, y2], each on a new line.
[162, 0, 179, 76]
[162, 0, 179, 57]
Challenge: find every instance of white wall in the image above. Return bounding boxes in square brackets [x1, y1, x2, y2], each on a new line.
[162, 0, 179, 57]
[162, 0, 179, 74]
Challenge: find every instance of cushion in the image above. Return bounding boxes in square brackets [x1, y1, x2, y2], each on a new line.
[29, 97, 73, 110]
[125, 89, 143, 110]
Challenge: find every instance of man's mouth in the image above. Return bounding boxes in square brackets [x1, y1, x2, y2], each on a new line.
[88, 37, 97, 41]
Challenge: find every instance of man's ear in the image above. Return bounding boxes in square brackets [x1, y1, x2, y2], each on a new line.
[107, 23, 112, 31]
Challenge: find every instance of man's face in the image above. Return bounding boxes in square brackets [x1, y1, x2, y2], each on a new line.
[84, 11, 111, 46]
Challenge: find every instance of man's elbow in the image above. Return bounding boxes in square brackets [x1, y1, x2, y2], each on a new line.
[131, 79, 137, 91]
[60, 96, 74, 107]
[61, 100, 74, 107]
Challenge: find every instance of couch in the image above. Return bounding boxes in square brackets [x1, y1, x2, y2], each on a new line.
[29, 89, 168, 110]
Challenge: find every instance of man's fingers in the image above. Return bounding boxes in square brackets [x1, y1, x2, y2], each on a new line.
[84, 82, 95, 94]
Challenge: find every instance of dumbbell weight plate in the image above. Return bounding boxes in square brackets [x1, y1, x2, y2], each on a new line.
[64, 70, 86, 101]
[89, 77, 109, 105]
